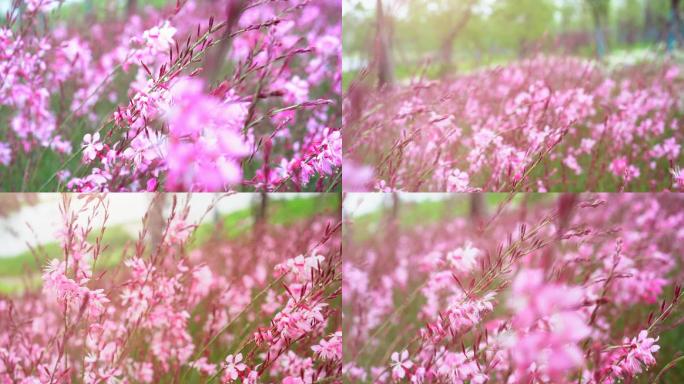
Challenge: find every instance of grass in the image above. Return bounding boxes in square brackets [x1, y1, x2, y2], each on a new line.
[348, 194, 555, 242]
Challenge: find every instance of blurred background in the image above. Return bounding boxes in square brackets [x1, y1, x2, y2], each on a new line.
[0, 193, 340, 294]
[343, 0, 681, 87]
[0, 0, 173, 14]
[344, 193, 553, 235]
[343, 193, 684, 382]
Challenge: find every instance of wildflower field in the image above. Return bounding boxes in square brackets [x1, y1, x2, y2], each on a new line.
[0, 0, 341, 192]
[0, 193, 342, 382]
[343, 56, 684, 192]
[342, 0, 684, 192]
[343, 194, 684, 383]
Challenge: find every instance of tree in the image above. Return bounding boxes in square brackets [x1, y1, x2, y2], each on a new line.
[149, 194, 166, 251]
[586, 0, 610, 58]
[375, 0, 394, 88]
[669, 0, 682, 51]
[204, 0, 247, 83]
[491, 0, 556, 58]
[438, 0, 477, 76]
[254, 191, 269, 230]
[469, 194, 485, 223]
[126, 0, 137, 16]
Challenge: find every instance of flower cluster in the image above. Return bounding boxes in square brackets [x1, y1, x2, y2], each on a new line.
[343, 194, 684, 383]
[0, 194, 342, 382]
[344, 56, 683, 192]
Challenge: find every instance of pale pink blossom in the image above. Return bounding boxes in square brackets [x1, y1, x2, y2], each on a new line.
[82, 132, 104, 162]
[391, 350, 413, 380]
[142, 21, 176, 52]
[222, 353, 247, 382]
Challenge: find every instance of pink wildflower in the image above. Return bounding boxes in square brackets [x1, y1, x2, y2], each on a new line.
[391, 350, 413, 380]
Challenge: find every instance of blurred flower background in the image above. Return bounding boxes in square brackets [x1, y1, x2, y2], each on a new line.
[343, 193, 684, 383]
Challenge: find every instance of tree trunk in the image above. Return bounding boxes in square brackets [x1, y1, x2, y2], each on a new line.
[149, 194, 166, 251]
[390, 192, 400, 221]
[439, 2, 474, 76]
[204, 0, 247, 83]
[375, 0, 394, 88]
[556, 194, 577, 240]
[126, 0, 137, 16]
[254, 192, 269, 233]
[669, 0, 682, 51]
[592, 12, 607, 58]
[469, 194, 485, 222]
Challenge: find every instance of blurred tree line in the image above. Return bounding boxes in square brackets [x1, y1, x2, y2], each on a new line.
[343, 0, 680, 84]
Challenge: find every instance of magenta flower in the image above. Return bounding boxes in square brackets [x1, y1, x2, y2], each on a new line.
[163, 77, 250, 191]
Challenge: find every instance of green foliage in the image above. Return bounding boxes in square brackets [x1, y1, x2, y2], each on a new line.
[489, 0, 556, 49]
[343, 0, 674, 80]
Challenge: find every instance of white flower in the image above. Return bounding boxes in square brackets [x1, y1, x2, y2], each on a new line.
[446, 242, 480, 274]
[391, 350, 413, 379]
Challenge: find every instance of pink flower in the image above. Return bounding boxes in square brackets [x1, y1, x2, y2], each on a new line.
[26, 0, 53, 12]
[275, 253, 325, 283]
[671, 166, 684, 189]
[507, 269, 589, 379]
[580, 138, 596, 153]
[142, 21, 176, 52]
[391, 350, 413, 379]
[342, 160, 374, 191]
[0, 142, 11, 166]
[609, 156, 640, 182]
[281, 76, 309, 104]
[191, 265, 214, 298]
[446, 242, 480, 274]
[82, 133, 104, 162]
[163, 77, 250, 191]
[311, 332, 342, 361]
[447, 169, 470, 192]
[168, 219, 193, 245]
[563, 154, 582, 175]
[610, 330, 660, 378]
[222, 353, 247, 382]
